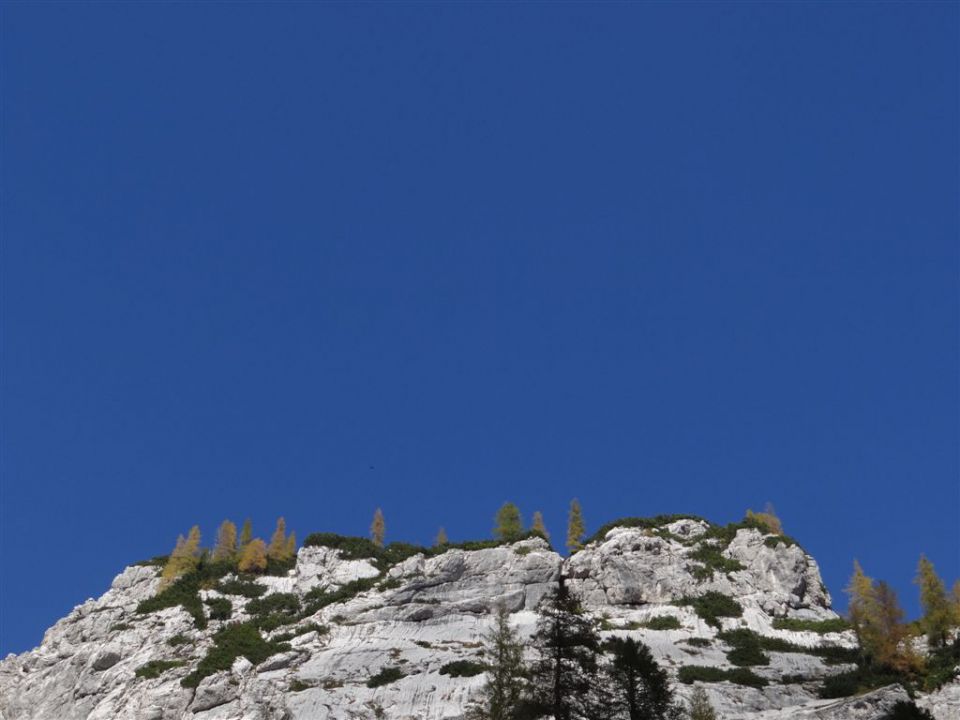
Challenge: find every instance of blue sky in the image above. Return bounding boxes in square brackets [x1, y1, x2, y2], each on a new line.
[1, 2, 957, 655]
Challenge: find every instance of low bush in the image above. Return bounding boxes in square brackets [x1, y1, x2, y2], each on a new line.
[642, 616, 682, 631]
[215, 578, 267, 598]
[289, 679, 312, 692]
[167, 633, 191, 647]
[687, 545, 745, 580]
[181, 622, 290, 688]
[586, 515, 710, 545]
[135, 659, 185, 679]
[771, 618, 850, 633]
[439, 660, 486, 677]
[366, 666, 405, 688]
[684, 638, 711, 648]
[676, 591, 743, 628]
[302, 578, 378, 616]
[718, 629, 770, 667]
[677, 665, 768, 688]
[818, 666, 906, 699]
[206, 597, 232, 621]
[883, 702, 936, 720]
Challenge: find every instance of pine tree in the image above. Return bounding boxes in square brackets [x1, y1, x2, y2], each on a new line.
[212, 519, 238, 561]
[467, 605, 527, 720]
[528, 578, 601, 720]
[687, 686, 717, 720]
[952, 580, 960, 627]
[915, 555, 952, 648]
[370, 508, 386, 547]
[285, 531, 297, 560]
[566, 499, 585, 554]
[160, 525, 202, 587]
[238, 538, 268, 573]
[531, 511, 549, 542]
[604, 637, 682, 720]
[435, 527, 449, 547]
[239, 518, 253, 550]
[493, 503, 523, 542]
[268, 517, 288, 561]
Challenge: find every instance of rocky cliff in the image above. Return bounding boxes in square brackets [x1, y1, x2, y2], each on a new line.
[2, 517, 957, 720]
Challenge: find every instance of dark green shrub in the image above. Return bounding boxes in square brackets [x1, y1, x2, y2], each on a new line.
[771, 618, 850, 633]
[677, 665, 767, 687]
[676, 592, 743, 628]
[136, 575, 207, 629]
[134, 555, 169, 567]
[366, 666, 405, 688]
[135, 659, 185, 679]
[290, 679, 313, 692]
[781, 674, 808, 684]
[110, 623, 133, 632]
[883, 702, 935, 720]
[167, 633, 191, 646]
[302, 578, 378, 615]
[181, 622, 290, 688]
[302, 533, 384, 559]
[717, 629, 770, 666]
[439, 660, 486, 677]
[206, 597, 232, 621]
[818, 667, 906, 699]
[687, 545, 745, 580]
[684, 638, 711, 648]
[215, 578, 267, 598]
[642, 616, 682, 631]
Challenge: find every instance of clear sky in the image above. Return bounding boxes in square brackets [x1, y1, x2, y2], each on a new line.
[1, 2, 957, 655]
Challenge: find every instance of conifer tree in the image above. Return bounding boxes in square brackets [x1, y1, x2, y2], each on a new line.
[746, 502, 783, 535]
[435, 527, 449, 547]
[528, 578, 601, 720]
[467, 605, 527, 720]
[604, 637, 682, 720]
[239, 518, 253, 550]
[915, 555, 953, 648]
[531, 511, 549, 541]
[268, 517, 288, 561]
[285, 531, 297, 560]
[371, 508, 386, 547]
[847, 560, 883, 664]
[873, 580, 916, 672]
[687, 686, 717, 720]
[493, 503, 523, 542]
[160, 526, 202, 587]
[238, 538, 268, 573]
[952, 580, 960, 627]
[566, 499, 585, 554]
[212, 519, 238, 561]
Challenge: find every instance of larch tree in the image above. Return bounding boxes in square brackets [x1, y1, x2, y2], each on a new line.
[531, 511, 549, 541]
[846, 560, 883, 665]
[952, 580, 960, 627]
[466, 605, 527, 720]
[493, 503, 523, 542]
[915, 555, 953, 648]
[284, 531, 297, 560]
[435, 527, 449, 547]
[238, 538, 268, 573]
[746, 502, 783, 535]
[212, 519, 238, 561]
[268, 517, 288, 561]
[566, 499, 585, 554]
[160, 525, 202, 587]
[873, 580, 916, 672]
[371, 508, 386, 548]
[239, 518, 253, 550]
[687, 686, 717, 720]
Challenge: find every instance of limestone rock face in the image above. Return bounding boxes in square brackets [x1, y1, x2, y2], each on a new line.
[0, 518, 953, 720]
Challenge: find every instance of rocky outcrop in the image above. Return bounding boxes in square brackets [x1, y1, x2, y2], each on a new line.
[0, 518, 953, 720]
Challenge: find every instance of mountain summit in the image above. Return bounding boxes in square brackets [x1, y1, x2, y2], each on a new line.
[2, 516, 957, 719]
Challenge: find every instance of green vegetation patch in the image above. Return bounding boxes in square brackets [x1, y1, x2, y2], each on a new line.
[215, 577, 267, 598]
[676, 591, 743, 628]
[687, 545, 745, 580]
[135, 659, 186, 679]
[181, 622, 290, 688]
[677, 665, 768, 688]
[771, 617, 850, 633]
[206, 597, 232, 621]
[819, 666, 908, 699]
[302, 578, 378, 616]
[366, 666, 405, 688]
[586, 515, 710, 545]
[641, 616, 682, 631]
[717, 629, 770, 666]
[167, 633, 191, 647]
[439, 660, 486, 677]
